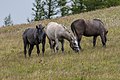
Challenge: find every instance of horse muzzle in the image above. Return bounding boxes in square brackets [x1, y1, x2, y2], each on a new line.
[73, 47, 80, 52]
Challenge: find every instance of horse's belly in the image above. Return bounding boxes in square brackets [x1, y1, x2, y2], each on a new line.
[47, 32, 55, 40]
[84, 33, 99, 37]
[50, 36, 55, 40]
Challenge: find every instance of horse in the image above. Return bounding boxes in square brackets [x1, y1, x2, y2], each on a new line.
[22, 24, 46, 58]
[71, 19, 108, 49]
[46, 22, 80, 53]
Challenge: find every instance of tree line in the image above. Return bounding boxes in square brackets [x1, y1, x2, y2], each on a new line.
[31, 0, 120, 21]
[3, 0, 120, 26]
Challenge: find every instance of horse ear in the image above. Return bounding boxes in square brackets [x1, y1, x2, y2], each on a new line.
[36, 25, 38, 29]
[42, 27, 45, 30]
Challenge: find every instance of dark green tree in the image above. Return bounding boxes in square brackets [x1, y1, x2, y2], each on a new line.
[4, 14, 13, 26]
[84, 0, 105, 11]
[83, 0, 120, 12]
[58, 0, 70, 16]
[71, 0, 85, 14]
[105, 0, 120, 7]
[44, 0, 58, 19]
[32, 0, 45, 21]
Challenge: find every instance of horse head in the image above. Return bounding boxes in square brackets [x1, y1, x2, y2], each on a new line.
[36, 24, 45, 42]
[70, 36, 80, 52]
[63, 26, 80, 52]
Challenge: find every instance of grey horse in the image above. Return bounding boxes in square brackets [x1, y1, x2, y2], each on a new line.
[22, 24, 46, 58]
[46, 22, 80, 53]
[71, 19, 108, 49]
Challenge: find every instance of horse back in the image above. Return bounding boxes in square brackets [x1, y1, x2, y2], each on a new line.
[46, 22, 64, 40]
[84, 19, 106, 36]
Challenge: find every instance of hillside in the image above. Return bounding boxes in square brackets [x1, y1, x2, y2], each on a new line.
[0, 6, 120, 80]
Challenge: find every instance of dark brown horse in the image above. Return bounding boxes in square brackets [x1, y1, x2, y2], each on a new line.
[22, 24, 46, 58]
[71, 19, 108, 49]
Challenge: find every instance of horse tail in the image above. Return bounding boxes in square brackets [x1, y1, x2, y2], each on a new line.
[23, 36, 29, 49]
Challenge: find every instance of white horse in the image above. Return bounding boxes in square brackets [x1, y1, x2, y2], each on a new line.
[46, 22, 79, 53]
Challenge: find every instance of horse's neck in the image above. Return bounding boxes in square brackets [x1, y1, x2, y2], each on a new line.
[62, 32, 72, 42]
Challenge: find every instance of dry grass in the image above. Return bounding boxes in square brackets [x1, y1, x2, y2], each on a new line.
[0, 6, 120, 80]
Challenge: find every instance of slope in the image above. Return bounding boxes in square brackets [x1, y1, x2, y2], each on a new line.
[0, 6, 120, 80]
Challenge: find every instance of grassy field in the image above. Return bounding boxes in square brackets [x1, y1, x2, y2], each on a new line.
[0, 6, 120, 80]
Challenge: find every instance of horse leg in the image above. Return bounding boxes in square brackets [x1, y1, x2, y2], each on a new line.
[48, 38, 52, 49]
[42, 40, 46, 56]
[105, 36, 107, 43]
[93, 36, 97, 47]
[61, 40, 64, 53]
[28, 44, 34, 57]
[36, 44, 40, 56]
[53, 41, 56, 52]
[23, 39, 27, 58]
[48, 38, 53, 52]
[48, 38, 55, 51]
[100, 34, 106, 47]
[55, 38, 59, 53]
[24, 43, 27, 58]
[78, 35, 82, 49]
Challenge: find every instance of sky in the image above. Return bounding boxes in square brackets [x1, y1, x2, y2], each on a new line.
[0, 0, 34, 26]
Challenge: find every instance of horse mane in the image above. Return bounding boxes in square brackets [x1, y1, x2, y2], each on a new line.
[93, 19, 104, 25]
[93, 19, 102, 22]
[63, 25, 70, 33]
[62, 24, 75, 39]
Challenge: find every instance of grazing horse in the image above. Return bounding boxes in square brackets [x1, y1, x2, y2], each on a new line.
[22, 24, 46, 58]
[46, 22, 80, 53]
[71, 19, 108, 49]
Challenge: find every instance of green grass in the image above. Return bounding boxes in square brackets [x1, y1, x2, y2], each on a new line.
[0, 6, 120, 80]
